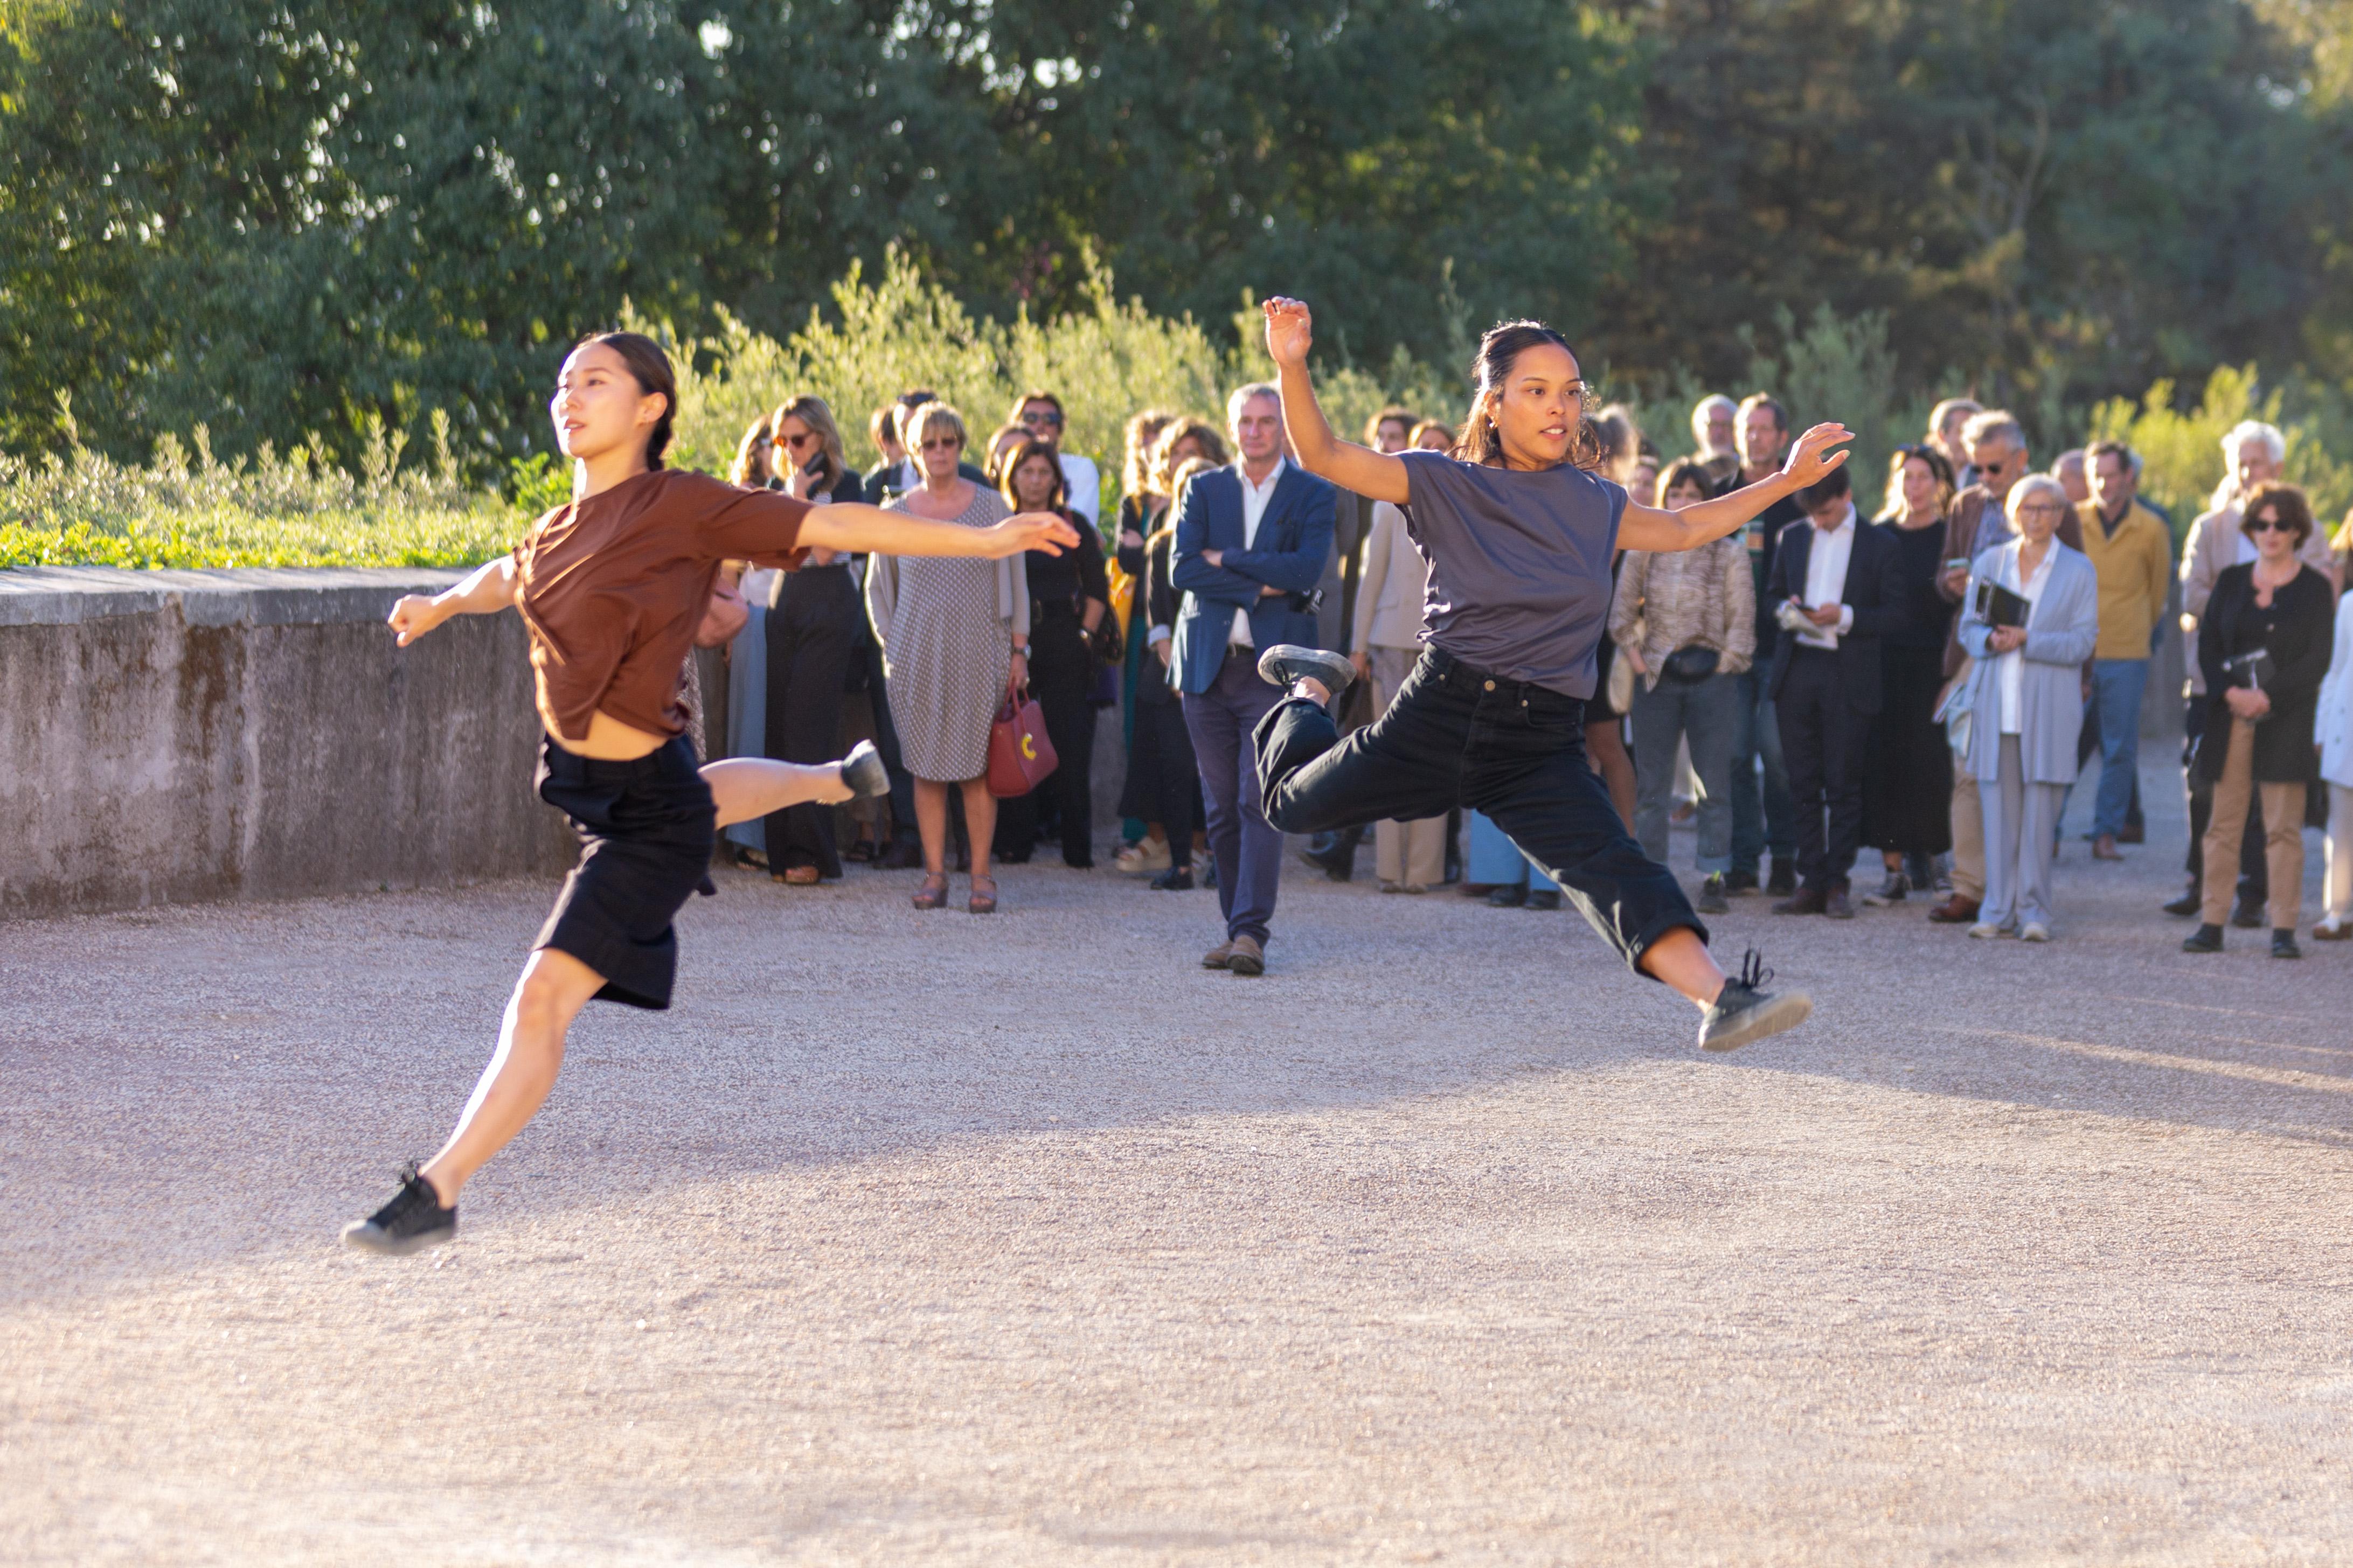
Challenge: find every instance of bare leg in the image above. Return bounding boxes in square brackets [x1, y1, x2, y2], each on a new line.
[959, 777, 998, 881]
[419, 946, 607, 1204]
[703, 756, 852, 830]
[914, 777, 954, 875]
[1586, 719, 1638, 833]
[1637, 926, 1729, 1010]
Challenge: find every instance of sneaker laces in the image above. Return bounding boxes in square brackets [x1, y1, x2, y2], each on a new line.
[1734, 947, 1772, 994]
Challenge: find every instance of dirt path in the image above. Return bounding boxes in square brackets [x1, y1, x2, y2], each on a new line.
[6, 763, 2351, 1564]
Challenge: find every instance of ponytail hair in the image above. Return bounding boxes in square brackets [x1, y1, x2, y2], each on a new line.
[577, 330, 678, 469]
[1454, 319, 1599, 471]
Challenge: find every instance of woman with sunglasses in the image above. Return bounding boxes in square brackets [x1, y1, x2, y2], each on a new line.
[1246, 298, 1848, 1051]
[2182, 482, 2336, 958]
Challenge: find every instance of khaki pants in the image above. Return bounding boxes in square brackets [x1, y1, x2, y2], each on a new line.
[1948, 760, 1984, 901]
[1369, 646, 1447, 888]
[2201, 717, 2306, 930]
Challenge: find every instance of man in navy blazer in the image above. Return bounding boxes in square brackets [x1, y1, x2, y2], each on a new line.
[1764, 465, 1906, 918]
[1169, 383, 1337, 974]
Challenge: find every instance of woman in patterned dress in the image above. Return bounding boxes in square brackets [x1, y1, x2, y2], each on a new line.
[864, 401, 1030, 913]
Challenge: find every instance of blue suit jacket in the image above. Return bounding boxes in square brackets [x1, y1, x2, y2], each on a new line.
[1168, 463, 1337, 695]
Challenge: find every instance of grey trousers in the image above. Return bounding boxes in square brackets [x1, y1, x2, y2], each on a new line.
[1628, 671, 1739, 874]
[1978, 734, 2065, 931]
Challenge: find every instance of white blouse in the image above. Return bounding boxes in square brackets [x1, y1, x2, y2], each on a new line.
[1996, 539, 2058, 736]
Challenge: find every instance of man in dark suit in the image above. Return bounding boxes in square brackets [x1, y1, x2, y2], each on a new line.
[1766, 465, 1904, 919]
[1170, 383, 1337, 975]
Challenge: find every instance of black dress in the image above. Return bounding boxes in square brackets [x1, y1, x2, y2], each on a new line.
[994, 510, 1112, 866]
[762, 468, 869, 875]
[2194, 563, 2334, 786]
[1862, 514, 1956, 856]
[1114, 529, 1200, 867]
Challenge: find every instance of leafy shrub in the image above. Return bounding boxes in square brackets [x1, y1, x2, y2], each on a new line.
[2088, 365, 2353, 542]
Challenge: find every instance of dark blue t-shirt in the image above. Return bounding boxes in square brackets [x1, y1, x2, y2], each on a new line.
[1399, 450, 1628, 698]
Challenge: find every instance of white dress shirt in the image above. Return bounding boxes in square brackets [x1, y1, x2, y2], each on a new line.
[1793, 503, 1858, 650]
[1228, 457, 1288, 649]
[1059, 452, 1101, 527]
[1995, 538, 2057, 735]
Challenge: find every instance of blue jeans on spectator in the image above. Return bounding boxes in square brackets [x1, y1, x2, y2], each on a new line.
[1729, 665, 1794, 876]
[2085, 658, 2148, 840]
[1182, 647, 1287, 945]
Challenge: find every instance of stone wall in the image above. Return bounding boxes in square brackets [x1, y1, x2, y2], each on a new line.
[0, 567, 575, 919]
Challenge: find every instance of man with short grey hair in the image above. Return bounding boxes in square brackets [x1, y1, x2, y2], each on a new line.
[1690, 394, 1739, 489]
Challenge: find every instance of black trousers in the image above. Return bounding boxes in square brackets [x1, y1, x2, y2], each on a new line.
[2182, 695, 2266, 895]
[1125, 689, 1198, 867]
[1255, 646, 1703, 975]
[762, 565, 859, 875]
[1775, 646, 1872, 890]
[995, 614, 1099, 866]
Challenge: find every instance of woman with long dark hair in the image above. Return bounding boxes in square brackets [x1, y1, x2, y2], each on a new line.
[994, 434, 1112, 867]
[1247, 301, 1849, 1049]
[1861, 443, 1959, 904]
[343, 333, 1075, 1254]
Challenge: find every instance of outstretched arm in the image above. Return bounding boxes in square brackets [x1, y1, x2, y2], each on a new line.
[800, 502, 1079, 560]
[1616, 424, 1853, 553]
[388, 555, 518, 646]
[1263, 297, 1411, 505]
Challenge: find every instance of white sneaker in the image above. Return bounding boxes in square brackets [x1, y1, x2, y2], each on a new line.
[2019, 921, 2051, 943]
[1114, 839, 1170, 875]
[1968, 920, 2010, 939]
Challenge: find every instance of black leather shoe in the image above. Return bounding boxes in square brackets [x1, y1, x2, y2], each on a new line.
[1255, 644, 1355, 695]
[2231, 897, 2265, 930]
[1724, 868, 1760, 895]
[1487, 884, 1528, 908]
[1766, 860, 1797, 898]
[1149, 866, 1195, 891]
[1525, 889, 1563, 911]
[2271, 929, 2302, 960]
[2181, 923, 2224, 954]
[2161, 887, 2202, 917]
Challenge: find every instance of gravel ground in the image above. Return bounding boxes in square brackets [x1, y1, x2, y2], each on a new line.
[5, 761, 2352, 1565]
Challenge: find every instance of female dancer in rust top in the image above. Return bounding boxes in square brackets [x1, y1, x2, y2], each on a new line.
[343, 332, 1077, 1255]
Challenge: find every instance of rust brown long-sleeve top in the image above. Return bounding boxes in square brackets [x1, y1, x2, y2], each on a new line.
[512, 468, 809, 742]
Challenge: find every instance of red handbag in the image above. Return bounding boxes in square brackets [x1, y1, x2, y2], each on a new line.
[986, 678, 1059, 798]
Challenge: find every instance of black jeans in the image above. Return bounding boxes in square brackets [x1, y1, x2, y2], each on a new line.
[1254, 646, 1703, 975]
[995, 612, 1099, 866]
[1775, 646, 1872, 891]
[763, 565, 859, 876]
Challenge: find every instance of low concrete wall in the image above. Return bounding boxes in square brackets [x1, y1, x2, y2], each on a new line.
[0, 566, 575, 920]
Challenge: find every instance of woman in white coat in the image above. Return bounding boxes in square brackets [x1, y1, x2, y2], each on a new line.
[1349, 497, 1446, 891]
[1954, 475, 2101, 941]
[2315, 586, 2353, 941]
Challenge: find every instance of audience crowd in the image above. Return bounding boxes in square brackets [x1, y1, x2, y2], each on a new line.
[705, 377, 2353, 963]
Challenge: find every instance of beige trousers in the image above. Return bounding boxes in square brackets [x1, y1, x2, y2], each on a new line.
[1369, 645, 1447, 888]
[1948, 760, 1984, 901]
[2200, 717, 2306, 930]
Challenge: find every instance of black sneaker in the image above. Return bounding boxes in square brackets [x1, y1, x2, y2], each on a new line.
[2161, 887, 2202, 918]
[2271, 929, 2302, 960]
[1765, 860, 1797, 898]
[838, 739, 889, 799]
[1696, 874, 1730, 915]
[1254, 644, 1355, 696]
[1723, 868, 1760, 895]
[1698, 950, 1813, 1053]
[341, 1162, 456, 1256]
[2181, 923, 2223, 954]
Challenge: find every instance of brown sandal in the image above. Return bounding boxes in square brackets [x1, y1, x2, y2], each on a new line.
[911, 873, 949, 910]
[782, 865, 821, 886]
[967, 874, 998, 915]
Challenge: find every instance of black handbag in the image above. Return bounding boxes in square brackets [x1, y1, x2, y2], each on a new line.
[1660, 645, 1721, 684]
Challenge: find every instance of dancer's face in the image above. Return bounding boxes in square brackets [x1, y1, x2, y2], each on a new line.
[550, 343, 667, 464]
[1487, 342, 1585, 469]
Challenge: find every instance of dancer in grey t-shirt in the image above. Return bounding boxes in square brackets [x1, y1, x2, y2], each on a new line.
[1247, 298, 1851, 1051]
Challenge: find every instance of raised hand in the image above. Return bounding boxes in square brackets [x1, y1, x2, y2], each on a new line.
[994, 511, 1083, 557]
[1262, 296, 1313, 368]
[387, 594, 445, 647]
[1780, 423, 1855, 487]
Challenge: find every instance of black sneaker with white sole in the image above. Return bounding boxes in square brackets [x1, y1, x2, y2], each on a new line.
[1254, 644, 1355, 696]
[839, 739, 889, 800]
[1697, 950, 1813, 1053]
[341, 1162, 456, 1256]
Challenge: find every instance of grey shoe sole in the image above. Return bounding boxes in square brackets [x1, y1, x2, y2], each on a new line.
[1700, 990, 1813, 1053]
[340, 1218, 455, 1256]
[1254, 643, 1354, 695]
[839, 740, 889, 800]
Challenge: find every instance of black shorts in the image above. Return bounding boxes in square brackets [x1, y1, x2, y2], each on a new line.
[532, 734, 717, 1010]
